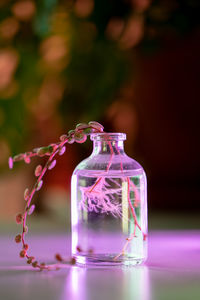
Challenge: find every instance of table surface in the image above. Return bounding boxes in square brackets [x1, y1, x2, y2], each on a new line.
[1, 229, 200, 300]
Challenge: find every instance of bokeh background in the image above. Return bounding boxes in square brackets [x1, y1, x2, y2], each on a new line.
[0, 0, 199, 229]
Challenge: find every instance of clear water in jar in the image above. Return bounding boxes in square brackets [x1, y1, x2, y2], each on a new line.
[71, 169, 147, 266]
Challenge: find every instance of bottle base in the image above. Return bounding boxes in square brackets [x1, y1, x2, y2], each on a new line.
[74, 254, 145, 267]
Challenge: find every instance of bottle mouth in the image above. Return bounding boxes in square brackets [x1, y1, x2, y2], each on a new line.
[90, 132, 126, 141]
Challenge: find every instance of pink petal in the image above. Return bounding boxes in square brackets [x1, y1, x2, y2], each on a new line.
[36, 180, 43, 191]
[28, 204, 35, 215]
[48, 159, 56, 170]
[8, 157, 13, 169]
[24, 188, 29, 201]
[35, 165, 42, 177]
[24, 156, 31, 164]
[59, 146, 66, 156]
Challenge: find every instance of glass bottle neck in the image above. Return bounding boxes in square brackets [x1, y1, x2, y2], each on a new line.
[92, 140, 125, 155]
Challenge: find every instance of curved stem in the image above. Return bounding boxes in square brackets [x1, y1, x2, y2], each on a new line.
[13, 123, 103, 270]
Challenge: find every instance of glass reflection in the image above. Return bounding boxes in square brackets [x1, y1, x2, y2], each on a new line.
[122, 266, 150, 300]
[66, 265, 150, 300]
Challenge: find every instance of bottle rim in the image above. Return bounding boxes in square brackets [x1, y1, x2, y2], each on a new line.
[90, 132, 126, 141]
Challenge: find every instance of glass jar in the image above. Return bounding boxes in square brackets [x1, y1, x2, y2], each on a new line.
[71, 133, 147, 266]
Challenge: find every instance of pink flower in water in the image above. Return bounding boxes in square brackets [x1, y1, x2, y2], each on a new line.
[79, 177, 122, 218]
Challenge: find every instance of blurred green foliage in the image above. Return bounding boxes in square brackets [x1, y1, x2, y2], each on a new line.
[0, 0, 199, 166]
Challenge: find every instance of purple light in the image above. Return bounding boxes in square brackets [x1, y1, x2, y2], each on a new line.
[147, 230, 200, 270]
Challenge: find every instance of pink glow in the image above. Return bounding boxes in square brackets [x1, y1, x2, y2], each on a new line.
[0, 231, 200, 300]
[1, 230, 200, 270]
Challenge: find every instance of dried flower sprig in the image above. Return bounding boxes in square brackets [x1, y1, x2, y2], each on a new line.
[10, 121, 104, 270]
[10, 120, 146, 269]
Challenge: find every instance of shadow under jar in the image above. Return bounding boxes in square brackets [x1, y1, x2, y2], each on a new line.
[71, 133, 147, 266]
